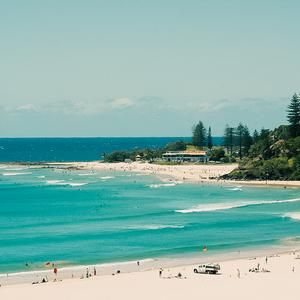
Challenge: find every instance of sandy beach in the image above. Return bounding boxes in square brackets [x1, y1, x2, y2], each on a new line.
[57, 161, 300, 188]
[1, 249, 300, 300]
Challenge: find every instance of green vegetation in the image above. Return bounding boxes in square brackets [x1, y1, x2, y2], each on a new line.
[224, 93, 300, 180]
[103, 148, 163, 163]
[287, 93, 300, 137]
[192, 121, 206, 148]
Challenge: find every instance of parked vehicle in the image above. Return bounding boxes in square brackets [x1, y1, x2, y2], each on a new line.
[193, 264, 220, 274]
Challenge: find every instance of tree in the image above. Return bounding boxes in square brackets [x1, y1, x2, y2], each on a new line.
[224, 125, 235, 155]
[165, 141, 186, 151]
[253, 130, 259, 143]
[209, 147, 225, 161]
[242, 126, 253, 155]
[287, 93, 300, 137]
[192, 121, 207, 148]
[207, 126, 213, 149]
[236, 123, 244, 159]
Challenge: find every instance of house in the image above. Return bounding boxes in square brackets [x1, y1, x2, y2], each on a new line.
[135, 154, 142, 161]
[162, 150, 209, 163]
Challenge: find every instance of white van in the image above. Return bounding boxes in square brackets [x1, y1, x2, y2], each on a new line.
[193, 264, 220, 274]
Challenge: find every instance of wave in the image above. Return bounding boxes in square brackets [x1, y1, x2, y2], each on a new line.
[148, 183, 177, 188]
[100, 176, 115, 180]
[78, 173, 93, 176]
[227, 187, 243, 191]
[5, 167, 28, 171]
[283, 212, 300, 221]
[46, 180, 87, 187]
[127, 224, 185, 230]
[37, 175, 46, 178]
[176, 198, 300, 214]
[2, 172, 32, 176]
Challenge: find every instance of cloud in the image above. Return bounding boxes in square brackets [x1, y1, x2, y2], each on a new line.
[108, 97, 135, 109]
[14, 103, 39, 112]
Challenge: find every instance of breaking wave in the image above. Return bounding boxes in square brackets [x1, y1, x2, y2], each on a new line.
[176, 198, 300, 214]
[228, 187, 243, 191]
[2, 172, 32, 176]
[283, 212, 300, 221]
[127, 225, 185, 230]
[100, 176, 115, 180]
[148, 183, 177, 188]
[46, 180, 87, 187]
[78, 173, 93, 176]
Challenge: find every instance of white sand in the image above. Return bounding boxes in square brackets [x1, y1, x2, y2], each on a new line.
[65, 161, 300, 187]
[1, 251, 300, 300]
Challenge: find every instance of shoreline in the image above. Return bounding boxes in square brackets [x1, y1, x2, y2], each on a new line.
[1, 245, 300, 300]
[1, 242, 300, 287]
[2, 161, 299, 188]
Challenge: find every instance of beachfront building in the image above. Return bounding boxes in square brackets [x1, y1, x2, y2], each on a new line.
[162, 150, 209, 163]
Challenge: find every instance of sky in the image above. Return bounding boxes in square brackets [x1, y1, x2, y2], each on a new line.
[0, 0, 300, 137]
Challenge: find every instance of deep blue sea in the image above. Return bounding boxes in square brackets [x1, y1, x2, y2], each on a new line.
[1, 165, 300, 273]
[0, 137, 223, 162]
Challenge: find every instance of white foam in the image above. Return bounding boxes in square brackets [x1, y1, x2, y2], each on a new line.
[37, 175, 46, 178]
[283, 212, 300, 221]
[128, 225, 184, 230]
[78, 173, 93, 176]
[148, 183, 177, 188]
[100, 176, 115, 180]
[46, 180, 65, 185]
[5, 167, 28, 171]
[67, 182, 87, 187]
[228, 187, 243, 191]
[46, 180, 87, 187]
[2, 172, 32, 176]
[176, 198, 300, 214]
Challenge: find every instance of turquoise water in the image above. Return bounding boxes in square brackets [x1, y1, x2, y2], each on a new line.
[1, 165, 300, 273]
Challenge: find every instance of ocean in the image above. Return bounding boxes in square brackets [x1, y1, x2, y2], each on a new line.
[1, 165, 300, 273]
[0, 137, 224, 162]
[0, 137, 196, 162]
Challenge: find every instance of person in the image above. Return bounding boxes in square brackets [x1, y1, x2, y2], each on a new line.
[93, 267, 97, 276]
[292, 266, 295, 272]
[53, 267, 58, 276]
[137, 261, 140, 266]
[159, 269, 162, 278]
[237, 268, 240, 279]
[265, 257, 268, 264]
[86, 268, 89, 278]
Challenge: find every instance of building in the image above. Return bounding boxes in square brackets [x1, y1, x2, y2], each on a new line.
[162, 150, 209, 163]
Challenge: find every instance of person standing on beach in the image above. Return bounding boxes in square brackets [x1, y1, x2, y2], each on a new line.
[53, 267, 58, 280]
[93, 267, 97, 276]
[159, 269, 162, 278]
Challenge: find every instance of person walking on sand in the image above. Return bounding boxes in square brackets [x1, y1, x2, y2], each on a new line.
[93, 267, 97, 276]
[265, 256, 268, 264]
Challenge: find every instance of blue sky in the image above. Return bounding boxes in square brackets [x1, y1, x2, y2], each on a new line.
[0, 0, 299, 137]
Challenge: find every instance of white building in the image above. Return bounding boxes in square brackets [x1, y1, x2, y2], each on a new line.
[162, 151, 209, 163]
